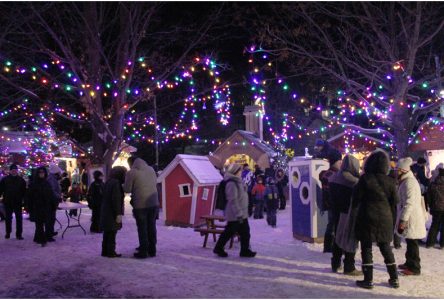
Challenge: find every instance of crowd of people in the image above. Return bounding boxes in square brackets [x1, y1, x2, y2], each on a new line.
[316, 139, 444, 290]
[0, 157, 159, 259]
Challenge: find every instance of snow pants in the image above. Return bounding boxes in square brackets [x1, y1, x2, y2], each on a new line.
[215, 219, 251, 254]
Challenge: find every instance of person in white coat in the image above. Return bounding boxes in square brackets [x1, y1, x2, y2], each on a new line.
[396, 157, 427, 276]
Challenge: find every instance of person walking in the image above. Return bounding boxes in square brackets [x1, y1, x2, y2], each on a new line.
[100, 166, 126, 258]
[28, 166, 54, 246]
[396, 157, 428, 276]
[329, 155, 362, 276]
[47, 164, 63, 239]
[425, 167, 444, 249]
[354, 150, 399, 289]
[0, 164, 27, 240]
[124, 157, 159, 259]
[275, 168, 289, 210]
[214, 163, 256, 258]
[87, 170, 105, 233]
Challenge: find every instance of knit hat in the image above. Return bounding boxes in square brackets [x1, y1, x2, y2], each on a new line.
[315, 139, 325, 147]
[48, 164, 63, 174]
[226, 163, 242, 175]
[9, 164, 18, 171]
[397, 157, 413, 172]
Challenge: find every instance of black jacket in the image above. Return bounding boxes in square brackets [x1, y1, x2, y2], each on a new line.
[330, 182, 353, 214]
[87, 180, 104, 210]
[354, 173, 399, 243]
[0, 175, 27, 208]
[427, 176, 444, 212]
[28, 179, 54, 223]
[100, 178, 124, 232]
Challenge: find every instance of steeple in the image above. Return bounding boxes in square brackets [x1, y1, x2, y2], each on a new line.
[243, 105, 263, 140]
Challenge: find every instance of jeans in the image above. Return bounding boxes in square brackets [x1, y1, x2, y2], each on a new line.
[133, 207, 158, 255]
[360, 240, 395, 266]
[215, 219, 251, 253]
[102, 230, 117, 255]
[4, 204, 22, 237]
[405, 239, 421, 273]
[253, 199, 264, 218]
[426, 212, 444, 247]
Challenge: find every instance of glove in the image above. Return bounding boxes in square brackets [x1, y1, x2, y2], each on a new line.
[116, 215, 123, 224]
[237, 217, 244, 224]
[398, 221, 407, 235]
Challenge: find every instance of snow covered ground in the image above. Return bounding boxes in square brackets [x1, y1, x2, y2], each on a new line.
[0, 199, 443, 298]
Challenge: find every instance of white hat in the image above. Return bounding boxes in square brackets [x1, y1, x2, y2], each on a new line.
[396, 157, 413, 172]
[48, 164, 63, 174]
[226, 163, 242, 175]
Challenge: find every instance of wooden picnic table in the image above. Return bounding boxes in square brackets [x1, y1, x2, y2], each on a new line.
[195, 214, 236, 248]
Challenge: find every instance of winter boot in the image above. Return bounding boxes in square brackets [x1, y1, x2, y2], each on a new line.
[331, 257, 341, 273]
[386, 264, 399, 288]
[213, 247, 228, 257]
[356, 265, 374, 289]
[240, 249, 257, 257]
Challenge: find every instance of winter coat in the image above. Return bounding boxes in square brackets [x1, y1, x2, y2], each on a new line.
[329, 155, 360, 214]
[0, 175, 27, 208]
[27, 179, 54, 223]
[265, 184, 279, 210]
[319, 167, 339, 211]
[68, 186, 81, 203]
[124, 158, 159, 209]
[354, 173, 399, 243]
[397, 171, 427, 239]
[427, 175, 444, 212]
[275, 171, 289, 196]
[47, 173, 62, 203]
[100, 178, 124, 232]
[251, 183, 266, 201]
[60, 177, 71, 195]
[224, 173, 249, 221]
[87, 180, 105, 210]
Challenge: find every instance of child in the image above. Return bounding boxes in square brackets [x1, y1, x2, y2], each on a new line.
[68, 182, 82, 217]
[265, 177, 279, 227]
[251, 175, 266, 219]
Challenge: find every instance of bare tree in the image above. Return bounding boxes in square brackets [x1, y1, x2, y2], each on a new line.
[260, 2, 444, 157]
[0, 2, 225, 172]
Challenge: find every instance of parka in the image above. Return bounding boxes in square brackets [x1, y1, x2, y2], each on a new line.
[224, 172, 249, 222]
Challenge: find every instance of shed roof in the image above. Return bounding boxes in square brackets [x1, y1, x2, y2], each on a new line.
[409, 121, 444, 152]
[158, 154, 222, 185]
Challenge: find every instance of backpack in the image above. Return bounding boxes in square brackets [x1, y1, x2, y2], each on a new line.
[215, 179, 234, 210]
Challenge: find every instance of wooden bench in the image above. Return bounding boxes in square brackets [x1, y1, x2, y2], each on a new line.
[194, 227, 234, 248]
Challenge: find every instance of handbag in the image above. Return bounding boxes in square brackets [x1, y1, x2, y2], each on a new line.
[335, 202, 359, 253]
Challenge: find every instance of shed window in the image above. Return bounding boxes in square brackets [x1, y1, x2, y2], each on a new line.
[202, 188, 209, 200]
[179, 184, 191, 197]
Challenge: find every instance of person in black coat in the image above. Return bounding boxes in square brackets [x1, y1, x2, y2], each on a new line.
[87, 170, 105, 233]
[353, 150, 399, 289]
[0, 164, 27, 240]
[425, 167, 444, 248]
[100, 166, 126, 258]
[28, 166, 55, 246]
[60, 172, 71, 200]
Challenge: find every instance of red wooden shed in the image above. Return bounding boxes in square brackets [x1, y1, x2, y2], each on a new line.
[157, 154, 223, 227]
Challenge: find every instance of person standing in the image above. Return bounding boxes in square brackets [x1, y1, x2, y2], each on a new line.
[241, 164, 254, 217]
[60, 172, 71, 200]
[214, 163, 256, 258]
[425, 167, 444, 249]
[354, 150, 399, 289]
[251, 175, 265, 219]
[124, 157, 159, 259]
[329, 155, 362, 275]
[100, 166, 126, 258]
[0, 164, 27, 240]
[47, 164, 63, 240]
[319, 152, 342, 253]
[265, 177, 279, 228]
[396, 157, 428, 276]
[28, 166, 54, 246]
[411, 157, 430, 190]
[87, 170, 105, 233]
[275, 168, 289, 210]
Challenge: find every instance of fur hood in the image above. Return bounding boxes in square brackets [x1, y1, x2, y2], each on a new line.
[330, 155, 360, 188]
[364, 150, 390, 175]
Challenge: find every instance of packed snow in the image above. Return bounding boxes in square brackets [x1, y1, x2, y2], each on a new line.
[0, 198, 443, 298]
